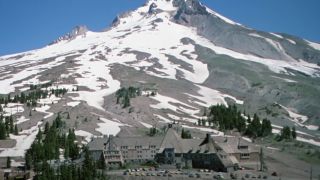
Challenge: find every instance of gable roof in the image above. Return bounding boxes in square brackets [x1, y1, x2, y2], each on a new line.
[159, 127, 185, 153]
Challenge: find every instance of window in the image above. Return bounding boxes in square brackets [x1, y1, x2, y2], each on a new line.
[240, 153, 250, 159]
[238, 145, 248, 149]
[135, 145, 142, 149]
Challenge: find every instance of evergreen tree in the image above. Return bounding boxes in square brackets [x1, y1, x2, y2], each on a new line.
[14, 124, 19, 135]
[236, 113, 247, 133]
[82, 147, 95, 180]
[247, 114, 251, 124]
[181, 128, 192, 139]
[280, 126, 292, 140]
[6, 156, 11, 168]
[261, 119, 272, 137]
[36, 129, 43, 141]
[44, 122, 50, 134]
[0, 120, 6, 140]
[25, 150, 32, 170]
[291, 127, 297, 139]
[97, 153, 106, 170]
[246, 114, 262, 138]
[148, 127, 157, 136]
[122, 94, 130, 108]
[9, 115, 14, 133]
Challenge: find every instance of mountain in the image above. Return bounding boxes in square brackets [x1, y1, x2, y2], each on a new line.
[1, 0, 320, 157]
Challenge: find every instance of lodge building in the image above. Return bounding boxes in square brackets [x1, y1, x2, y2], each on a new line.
[88, 124, 260, 172]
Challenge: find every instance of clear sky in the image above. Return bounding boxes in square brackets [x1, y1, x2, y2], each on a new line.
[0, 0, 319, 56]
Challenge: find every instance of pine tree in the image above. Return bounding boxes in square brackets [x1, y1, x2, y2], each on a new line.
[261, 119, 272, 137]
[247, 114, 251, 124]
[181, 128, 185, 138]
[0, 120, 6, 140]
[36, 129, 43, 141]
[82, 147, 95, 180]
[122, 94, 130, 108]
[280, 126, 292, 140]
[98, 153, 106, 170]
[291, 127, 297, 139]
[25, 150, 32, 170]
[44, 122, 50, 134]
[9, 115, 14, 133]
[14, 124, 19, 135]
[6, 157, 11, 168]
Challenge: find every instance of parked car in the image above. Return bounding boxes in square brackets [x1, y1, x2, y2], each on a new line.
[214, 174, 225, 179]
[195, 173, 201, 178]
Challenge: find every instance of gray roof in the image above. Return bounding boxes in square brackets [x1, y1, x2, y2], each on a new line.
[212, 136, 259, 154]
[112, 136, 163, 149]
[159, 128, 184, 153]
[87, 137, 107, 150]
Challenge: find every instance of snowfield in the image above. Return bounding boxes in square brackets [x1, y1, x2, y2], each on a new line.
[95, 118, 129, 136]
[75, 130, 94, 143]
[280, 104, 309, 124]
[306, 40, 320, 51]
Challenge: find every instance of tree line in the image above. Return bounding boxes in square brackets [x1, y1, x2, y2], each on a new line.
[276, 126, 296, 141]
[0, 87, 68, 108]
[205, 104, 273, 138]
[0, 82, 71, 140]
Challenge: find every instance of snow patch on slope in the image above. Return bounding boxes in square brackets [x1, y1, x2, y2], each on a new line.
[95, 118, 129, 136]
[306, 40, 320, 51]
[270, 33, 283, 39]
[0, 122, 42, 157]
[186, 85, 243, 107]
[75, 130, 94, 143]
[140, 122, 153, 128]
[280, 104, 308, 124]
[205, 6, 242, 26]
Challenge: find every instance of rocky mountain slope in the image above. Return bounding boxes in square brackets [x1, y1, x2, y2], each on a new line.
[1, 0, 320, 157]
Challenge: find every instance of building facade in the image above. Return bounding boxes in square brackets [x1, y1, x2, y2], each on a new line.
[88, 125, 260, 172]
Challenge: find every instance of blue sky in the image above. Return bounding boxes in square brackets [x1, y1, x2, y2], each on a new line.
[0, 0, 319, 56]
